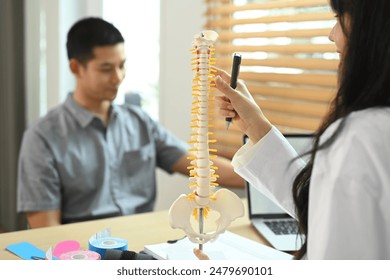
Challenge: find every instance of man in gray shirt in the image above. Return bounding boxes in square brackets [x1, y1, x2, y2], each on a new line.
[17, 17, 244, 228]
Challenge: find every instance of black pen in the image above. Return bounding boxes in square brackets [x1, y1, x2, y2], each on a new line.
[225, 53, 241, 130]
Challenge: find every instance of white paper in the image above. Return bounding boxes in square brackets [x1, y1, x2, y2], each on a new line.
[143, 231, 293, 260]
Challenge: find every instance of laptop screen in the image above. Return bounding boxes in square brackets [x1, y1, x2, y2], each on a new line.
[245, 134, 314, 218]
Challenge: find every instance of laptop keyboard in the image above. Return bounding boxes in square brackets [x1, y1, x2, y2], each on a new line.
[264, 219, 298, 235]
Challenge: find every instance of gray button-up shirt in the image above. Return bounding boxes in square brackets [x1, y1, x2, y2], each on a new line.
[17, 94, 188, 223]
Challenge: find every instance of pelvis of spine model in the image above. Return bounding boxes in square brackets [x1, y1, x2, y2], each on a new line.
[168, 30, 244, 245]
[169, 189, 244, 244]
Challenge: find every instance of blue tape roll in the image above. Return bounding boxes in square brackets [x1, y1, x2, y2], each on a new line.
[88, 237, 128, 258]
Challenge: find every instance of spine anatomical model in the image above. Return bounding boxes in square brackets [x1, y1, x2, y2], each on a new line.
[169, 30, 244, 247]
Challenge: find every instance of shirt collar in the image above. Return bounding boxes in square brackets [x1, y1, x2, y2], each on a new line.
[64, 93, 119, 128]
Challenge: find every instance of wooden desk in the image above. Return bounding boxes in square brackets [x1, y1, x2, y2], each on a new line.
[0, 206, 270, 260]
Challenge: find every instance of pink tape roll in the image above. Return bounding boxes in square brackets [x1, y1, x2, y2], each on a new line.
[53, 240, 81, 258]
[59, 250, 101, 260]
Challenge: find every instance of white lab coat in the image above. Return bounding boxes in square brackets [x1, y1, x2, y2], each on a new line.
[232, 108, 390, 259]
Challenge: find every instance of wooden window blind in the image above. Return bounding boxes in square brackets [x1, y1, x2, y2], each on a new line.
[205, 0, 339, 159]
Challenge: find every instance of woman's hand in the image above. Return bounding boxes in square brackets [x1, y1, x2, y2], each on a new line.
[213, 67, 272, 143]
[193, 248, 210, 260]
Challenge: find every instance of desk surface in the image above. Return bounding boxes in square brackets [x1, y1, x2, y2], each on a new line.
[0, 204, 270, 260]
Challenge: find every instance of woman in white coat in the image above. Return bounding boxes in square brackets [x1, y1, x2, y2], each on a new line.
[195, 0, 390, 260]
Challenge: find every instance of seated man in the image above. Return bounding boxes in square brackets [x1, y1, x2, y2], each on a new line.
[17, 17, 244, 228]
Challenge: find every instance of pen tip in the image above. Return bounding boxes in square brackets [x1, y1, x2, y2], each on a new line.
[226, 121, 230, 130]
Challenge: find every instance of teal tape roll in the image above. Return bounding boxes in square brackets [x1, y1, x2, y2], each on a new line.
[88, 237, 128, 258]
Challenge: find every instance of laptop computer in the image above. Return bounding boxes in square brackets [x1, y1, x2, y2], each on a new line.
[244, 133, 314, 252]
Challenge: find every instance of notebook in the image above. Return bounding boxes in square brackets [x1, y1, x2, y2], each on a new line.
[244, 133, 314, 252]
[143, 230, 293, 260]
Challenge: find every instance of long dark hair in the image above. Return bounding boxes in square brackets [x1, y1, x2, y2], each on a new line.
[292, 0, 390, 259]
